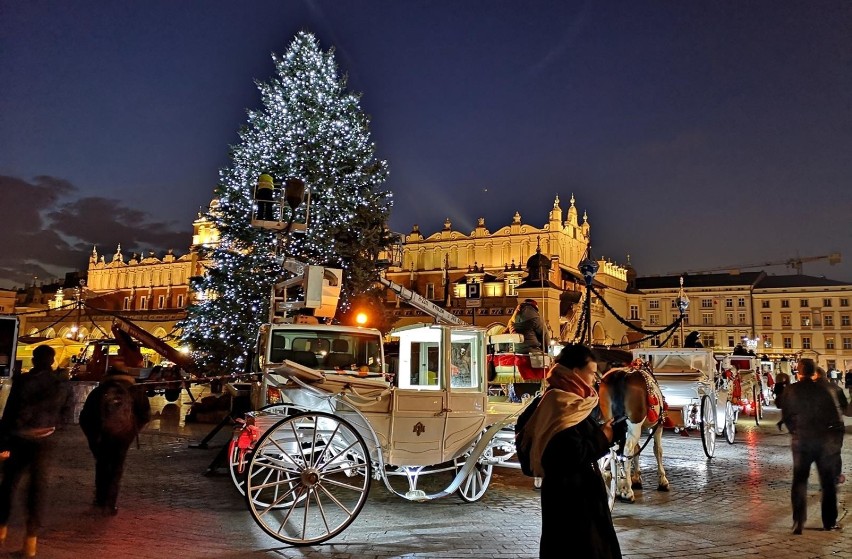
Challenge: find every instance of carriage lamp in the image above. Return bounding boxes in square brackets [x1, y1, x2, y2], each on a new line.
[355, 312, 368, 325]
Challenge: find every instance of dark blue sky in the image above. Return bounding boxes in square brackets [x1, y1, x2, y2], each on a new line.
[1, 0, 850, 288]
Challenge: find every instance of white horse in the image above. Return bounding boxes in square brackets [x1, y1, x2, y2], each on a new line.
[599, 364, 670, 503]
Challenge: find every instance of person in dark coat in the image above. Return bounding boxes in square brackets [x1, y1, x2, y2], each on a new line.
[524, 344, 620, 558]
[781, 358, 842, 533]
[773, 371, 790, 431]
[79, 364, 151, 515]
[508, 299, 544, 352]
[0, 345, 71, 558]
[814, 367, 848, 485]
[845, 369, 852, 399]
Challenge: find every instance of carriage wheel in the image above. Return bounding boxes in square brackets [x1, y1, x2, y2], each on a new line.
[700, 395, 716, 458]
[456, 444, 494, 503]
[598, 448, 619, 511]
[723, 401, 736, 444]
[229, 404, 296, 496]
[752, 386, 762, 425]
[245, 411, 371, 546]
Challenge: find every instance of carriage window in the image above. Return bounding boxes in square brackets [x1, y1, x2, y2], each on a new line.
[450, 331, 481, 390]
[400, 342, 440, 389]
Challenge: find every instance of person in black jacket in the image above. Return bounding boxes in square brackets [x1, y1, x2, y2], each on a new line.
[781, 358, 841, 533]
[0, 345, 71, 558]
[79, 364, 151, 516]
[524, 344, 620, 558]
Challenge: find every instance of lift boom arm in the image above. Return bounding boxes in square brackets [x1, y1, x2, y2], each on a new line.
[378, 277, 466, 326]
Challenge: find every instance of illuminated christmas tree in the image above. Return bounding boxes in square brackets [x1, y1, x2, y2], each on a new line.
[181, 31, 392, 370]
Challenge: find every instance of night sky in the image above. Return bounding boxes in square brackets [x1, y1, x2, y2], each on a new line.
[1, 1, 850, 289]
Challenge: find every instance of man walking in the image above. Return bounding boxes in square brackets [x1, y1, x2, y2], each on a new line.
[0, 345, 71, 558]
[781, 358, 841, 533]
[79, 364, 151, 515]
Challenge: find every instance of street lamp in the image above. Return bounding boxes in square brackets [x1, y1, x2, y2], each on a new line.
[578, 254, 599, 345]
[674, 277, 690, 347]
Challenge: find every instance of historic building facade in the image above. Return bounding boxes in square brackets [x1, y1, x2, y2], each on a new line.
[634, 272, 852, 371]
[17, 209, 218, 343]
[383, 195, 639, 347]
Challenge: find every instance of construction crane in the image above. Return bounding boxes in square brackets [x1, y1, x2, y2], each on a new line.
[672, 252, 842, 276]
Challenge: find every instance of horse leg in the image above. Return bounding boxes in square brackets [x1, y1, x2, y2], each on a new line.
[618, 423, 641, 502]
[653, 426, 670, 491]
[630, 451, 642, 490]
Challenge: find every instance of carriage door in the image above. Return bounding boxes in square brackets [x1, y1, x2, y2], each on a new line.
[390, 332, 447, 466]
[443, 329, 487, 463]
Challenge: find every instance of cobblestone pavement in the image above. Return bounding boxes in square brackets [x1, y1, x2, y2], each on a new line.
[0, 390, 848, 559]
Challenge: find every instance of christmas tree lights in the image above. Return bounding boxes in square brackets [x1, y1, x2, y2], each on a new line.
[180, 32, 393, 371]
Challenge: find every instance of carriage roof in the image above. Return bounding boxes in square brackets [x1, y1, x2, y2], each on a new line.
[631, 347, 717, 381]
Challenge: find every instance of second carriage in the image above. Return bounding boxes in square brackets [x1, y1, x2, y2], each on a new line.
[632, 347, 736, 457]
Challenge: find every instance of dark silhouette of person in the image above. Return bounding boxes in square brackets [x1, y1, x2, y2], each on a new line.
[523, 344, 621, 558]
[79, 364, 151, 515]
[814, 367, 848, 486]
[683, 331, 703, 348]
[0, 345, 71, 558]
[845, 369, 852, 399]
[781, 358, 841, 533]
[508, 299, 544, 352]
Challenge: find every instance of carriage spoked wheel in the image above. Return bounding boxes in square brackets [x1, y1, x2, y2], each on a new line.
[597, 448, 619, 511]
[455, 440, 494, 503]
[228, 404, 298, 498]
[723, 400, 736, 445]
[244, 411, 372, 546]
[752, 386, 762, 425]
[700, 395, 716, 458]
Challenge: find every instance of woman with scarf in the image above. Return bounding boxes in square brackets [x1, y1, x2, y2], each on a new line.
[524, 344, 621, 558]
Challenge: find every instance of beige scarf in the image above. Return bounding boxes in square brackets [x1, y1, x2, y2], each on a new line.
[525, 364, 599, 477]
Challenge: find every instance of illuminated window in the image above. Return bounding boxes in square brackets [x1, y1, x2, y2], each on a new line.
[629, 305, 639, 320]
[801, 314, 811, 327]
[782, 314, 791, 327]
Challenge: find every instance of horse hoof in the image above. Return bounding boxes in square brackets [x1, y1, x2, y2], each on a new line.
[657, 484, 670, 492]
[617, 495, 636, 504]
[631, 482, 643, 490]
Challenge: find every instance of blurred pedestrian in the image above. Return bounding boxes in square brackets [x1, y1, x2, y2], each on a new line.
[781, 358, 841, 533]
[0, 345, 72, 558]
[815, 367, 848, 486]
[773, 371, 790, 432]
[524, 344, 621, 558]
[845, 369, 852, 399]
[79, 363, 150, 516]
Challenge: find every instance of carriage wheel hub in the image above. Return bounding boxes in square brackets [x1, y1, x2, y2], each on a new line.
[301, 468, 321, 486]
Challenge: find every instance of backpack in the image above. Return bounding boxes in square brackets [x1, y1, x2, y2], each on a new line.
[514, 394, 543, 477]
[100, 382, 136, 438]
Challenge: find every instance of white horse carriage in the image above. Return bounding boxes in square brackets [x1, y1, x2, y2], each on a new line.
[229, 321, 538, 546]
[632, 347, 736, 457]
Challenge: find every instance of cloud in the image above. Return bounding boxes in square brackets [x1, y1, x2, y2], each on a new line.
[0, 175, 192, 289]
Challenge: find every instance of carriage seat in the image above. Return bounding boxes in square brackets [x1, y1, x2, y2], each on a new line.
[325, 339, 356, 369]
